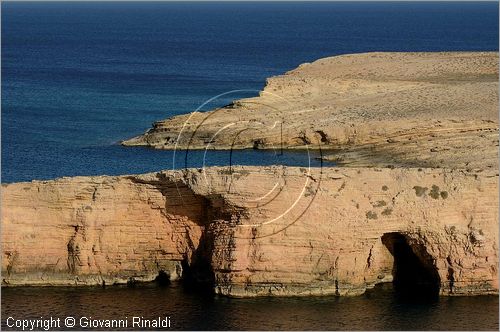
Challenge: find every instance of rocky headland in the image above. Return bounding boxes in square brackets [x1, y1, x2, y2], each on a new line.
[2, 52, 499, 297]
[122, 52, 498, 169]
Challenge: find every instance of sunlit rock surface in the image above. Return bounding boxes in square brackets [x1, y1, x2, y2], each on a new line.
[4, 52, 499, 297]
[122, 52, 498, 171]
[2, 166, 497, 296]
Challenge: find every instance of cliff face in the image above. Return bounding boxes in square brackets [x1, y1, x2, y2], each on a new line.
[1, 174, 208, 285]
[3, 166, 498, 296]
[4, 53, 499, 296]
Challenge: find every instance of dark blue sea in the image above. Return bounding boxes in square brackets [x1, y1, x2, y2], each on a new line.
[2, 1, 498, 183]
[1, 2, 499, 330]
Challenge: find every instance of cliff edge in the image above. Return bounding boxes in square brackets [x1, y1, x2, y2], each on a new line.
[122, 52, 498, 169]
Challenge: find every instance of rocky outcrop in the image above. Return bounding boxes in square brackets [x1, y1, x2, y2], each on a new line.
[121, 52, 498, 169]
[2, 166, 498, 296]
[3, 52, 499, 297]
[1, 174, 209, 286]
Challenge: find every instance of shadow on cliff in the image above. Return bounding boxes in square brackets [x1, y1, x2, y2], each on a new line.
[127, 173, 228, 295]
[180, 231, 216, 296]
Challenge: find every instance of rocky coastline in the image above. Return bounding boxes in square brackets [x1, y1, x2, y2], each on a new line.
[2, 52, 499, 297]
[2, 166, 498, 296]
[121, 52, 498, 170]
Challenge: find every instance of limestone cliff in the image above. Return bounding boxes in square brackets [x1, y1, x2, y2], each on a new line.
[2, 166, 498, 296]
[3, 52, 499, 297]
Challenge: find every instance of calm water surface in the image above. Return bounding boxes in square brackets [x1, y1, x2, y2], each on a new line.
[2, 1, 498, 182]
[1, 283, 498, 330]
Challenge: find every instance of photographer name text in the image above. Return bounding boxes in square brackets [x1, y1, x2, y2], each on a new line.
[6, 316, 171, 330]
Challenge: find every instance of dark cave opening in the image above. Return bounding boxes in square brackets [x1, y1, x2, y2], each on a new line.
[180, 257, 215, 296]
[155, 270, 171, 287]
[381, 232, 441, 299]
[179, 223, 216, 296]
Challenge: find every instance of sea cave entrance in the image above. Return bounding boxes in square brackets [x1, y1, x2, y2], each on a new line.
[381, 232, 441, 299]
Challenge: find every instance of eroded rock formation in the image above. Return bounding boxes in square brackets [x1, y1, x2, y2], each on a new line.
[2, 166, 498, 296]
[121, 52, 498, 169]
[3, 52, 499, 297]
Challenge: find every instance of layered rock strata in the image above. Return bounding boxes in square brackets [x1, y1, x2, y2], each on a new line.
[121, 52, 498, 170]
[2, 166, 498, 296]
[3, 52, 499, 297]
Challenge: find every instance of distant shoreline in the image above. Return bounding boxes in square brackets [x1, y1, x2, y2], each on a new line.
[122, 51, 499, 170]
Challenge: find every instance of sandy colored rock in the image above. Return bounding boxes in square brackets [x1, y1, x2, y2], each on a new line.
[3, 52, 499, 297]
[121, 52, 498, 169]
[1, 174, 207, 285]
[2, 166, 498, 296]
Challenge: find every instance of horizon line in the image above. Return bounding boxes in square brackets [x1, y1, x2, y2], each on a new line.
[3, 0, 499, 2]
